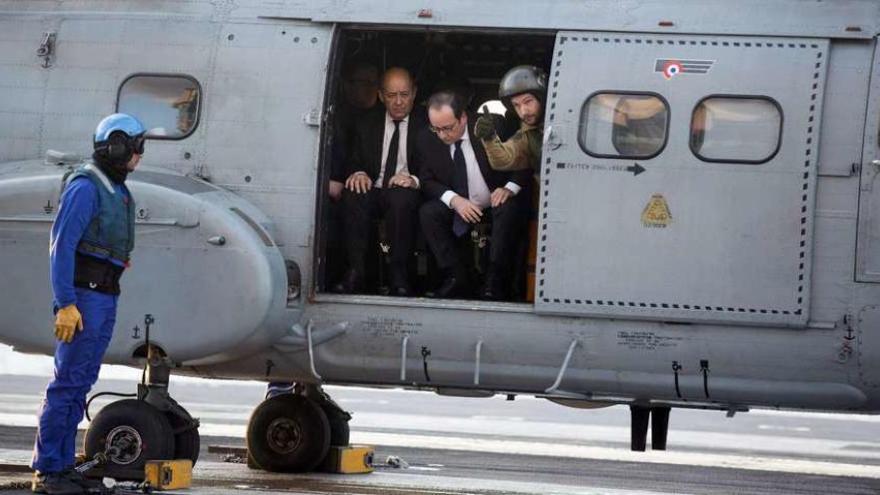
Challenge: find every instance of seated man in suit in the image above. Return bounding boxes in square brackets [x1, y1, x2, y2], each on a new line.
[333, 67, 427, 296]
[418, 90, 531, 300]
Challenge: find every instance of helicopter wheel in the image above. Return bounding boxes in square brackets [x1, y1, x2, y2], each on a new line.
[246, 394, 331, 472]
[84, 399, 175, 480]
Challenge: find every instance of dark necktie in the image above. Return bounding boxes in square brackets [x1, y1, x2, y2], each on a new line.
[382, 120, 402, 188]
[452, 140, 470, 237]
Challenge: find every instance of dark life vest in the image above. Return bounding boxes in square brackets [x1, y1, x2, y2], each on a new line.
[63, 163, 135, 265]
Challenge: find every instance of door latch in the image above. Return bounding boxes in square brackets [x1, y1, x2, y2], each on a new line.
[36, 32, 56, 68]
[864, 159, 880, 192]
[302, 108, 321, 127]
[544, 124, 564, 150]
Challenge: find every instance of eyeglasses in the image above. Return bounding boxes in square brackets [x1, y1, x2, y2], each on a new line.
[382, 90, 412, 101]
[429, 122, 458, 135]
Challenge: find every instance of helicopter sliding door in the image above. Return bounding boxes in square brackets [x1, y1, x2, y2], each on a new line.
[206, 20, 334, 266]
[535, 32, 829, 326]
[856, 40, 880, 283]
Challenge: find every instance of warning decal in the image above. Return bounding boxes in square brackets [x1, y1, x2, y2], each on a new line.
[641, 194, 672, 228]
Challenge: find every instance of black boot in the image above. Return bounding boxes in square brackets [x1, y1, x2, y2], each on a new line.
[331, 268, 362, 294]
[62, 469, 105, 492]
[32, 472, 85, 494]
[480, 264, 505, 301]
[388, 264, 412, 297]
[431, 265, 468, 299]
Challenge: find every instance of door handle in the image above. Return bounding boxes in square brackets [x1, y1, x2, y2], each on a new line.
[863, 160, 880, 192]
[544, 125, 564, 150]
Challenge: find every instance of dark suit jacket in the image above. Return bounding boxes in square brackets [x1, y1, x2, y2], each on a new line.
[345, 106, 428, 182]
[415, 115, 532, 201]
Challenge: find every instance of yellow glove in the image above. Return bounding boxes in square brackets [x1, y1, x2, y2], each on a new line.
[54, 304, 83, 343]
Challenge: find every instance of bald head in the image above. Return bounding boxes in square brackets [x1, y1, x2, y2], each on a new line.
[379, 67, 417, 120]
[382, 67, 413, 89]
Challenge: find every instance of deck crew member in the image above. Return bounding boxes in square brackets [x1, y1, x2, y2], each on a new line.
[32, 114, 145, 495]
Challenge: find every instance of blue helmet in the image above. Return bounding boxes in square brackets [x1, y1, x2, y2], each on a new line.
[94, 113, 146, 144]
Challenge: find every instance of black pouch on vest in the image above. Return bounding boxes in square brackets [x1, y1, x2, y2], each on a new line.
[74, 253, 124, 295]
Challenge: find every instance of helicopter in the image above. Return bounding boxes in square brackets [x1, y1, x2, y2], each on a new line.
[0, 0, 879, 476]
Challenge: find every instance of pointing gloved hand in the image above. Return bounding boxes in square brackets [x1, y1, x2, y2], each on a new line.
[54, 304, 83, 343]
[474, 113, 503, 141]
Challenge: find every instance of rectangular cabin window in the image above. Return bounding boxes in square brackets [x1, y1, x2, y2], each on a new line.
[690, 96, 782, 164]
[116, 74, 201, 140]
[578, 92, 669, 159]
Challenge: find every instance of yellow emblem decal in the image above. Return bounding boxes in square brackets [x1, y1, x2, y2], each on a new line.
[641, 194, 672, 228]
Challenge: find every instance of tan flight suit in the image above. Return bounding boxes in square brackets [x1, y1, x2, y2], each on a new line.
[481, 122, 543, 172]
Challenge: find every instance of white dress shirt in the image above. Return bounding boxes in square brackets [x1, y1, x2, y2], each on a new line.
[375, 112, 419, 188]
[440, 131, 520, 209]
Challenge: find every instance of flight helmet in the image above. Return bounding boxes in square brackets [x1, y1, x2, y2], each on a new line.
[93, 113, 147, 164]
[498, 65, 548, 111]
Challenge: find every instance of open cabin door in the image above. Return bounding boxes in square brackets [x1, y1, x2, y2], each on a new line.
[535, 32, 829, 326]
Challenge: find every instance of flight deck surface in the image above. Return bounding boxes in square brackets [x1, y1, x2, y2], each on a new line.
[0, 375, 878, 495]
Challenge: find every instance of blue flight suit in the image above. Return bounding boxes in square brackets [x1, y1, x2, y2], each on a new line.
[32, 170, 132, 475]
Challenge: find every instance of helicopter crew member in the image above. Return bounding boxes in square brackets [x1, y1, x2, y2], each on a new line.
[474, 65, 547, 173]
[31, 113, 145, 494]
[474, 66, 547, 301]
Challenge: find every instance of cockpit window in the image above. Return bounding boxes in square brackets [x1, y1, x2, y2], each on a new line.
[690, 96, 782, 164]
[116, 74, 201, 140]
[579, 92, 669, 159]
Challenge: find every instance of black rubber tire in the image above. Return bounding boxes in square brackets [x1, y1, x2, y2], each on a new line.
[166, 412, 200, 465]
[246, 394, 330, 472]
[84, 399, 175, 480]
[321, 405, 351, 447]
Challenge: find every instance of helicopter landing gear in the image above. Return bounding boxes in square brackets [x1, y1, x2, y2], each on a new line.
[84, 346, 199, 479]
[630, 405, 671, 451]
[247, 384, 351, 472]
